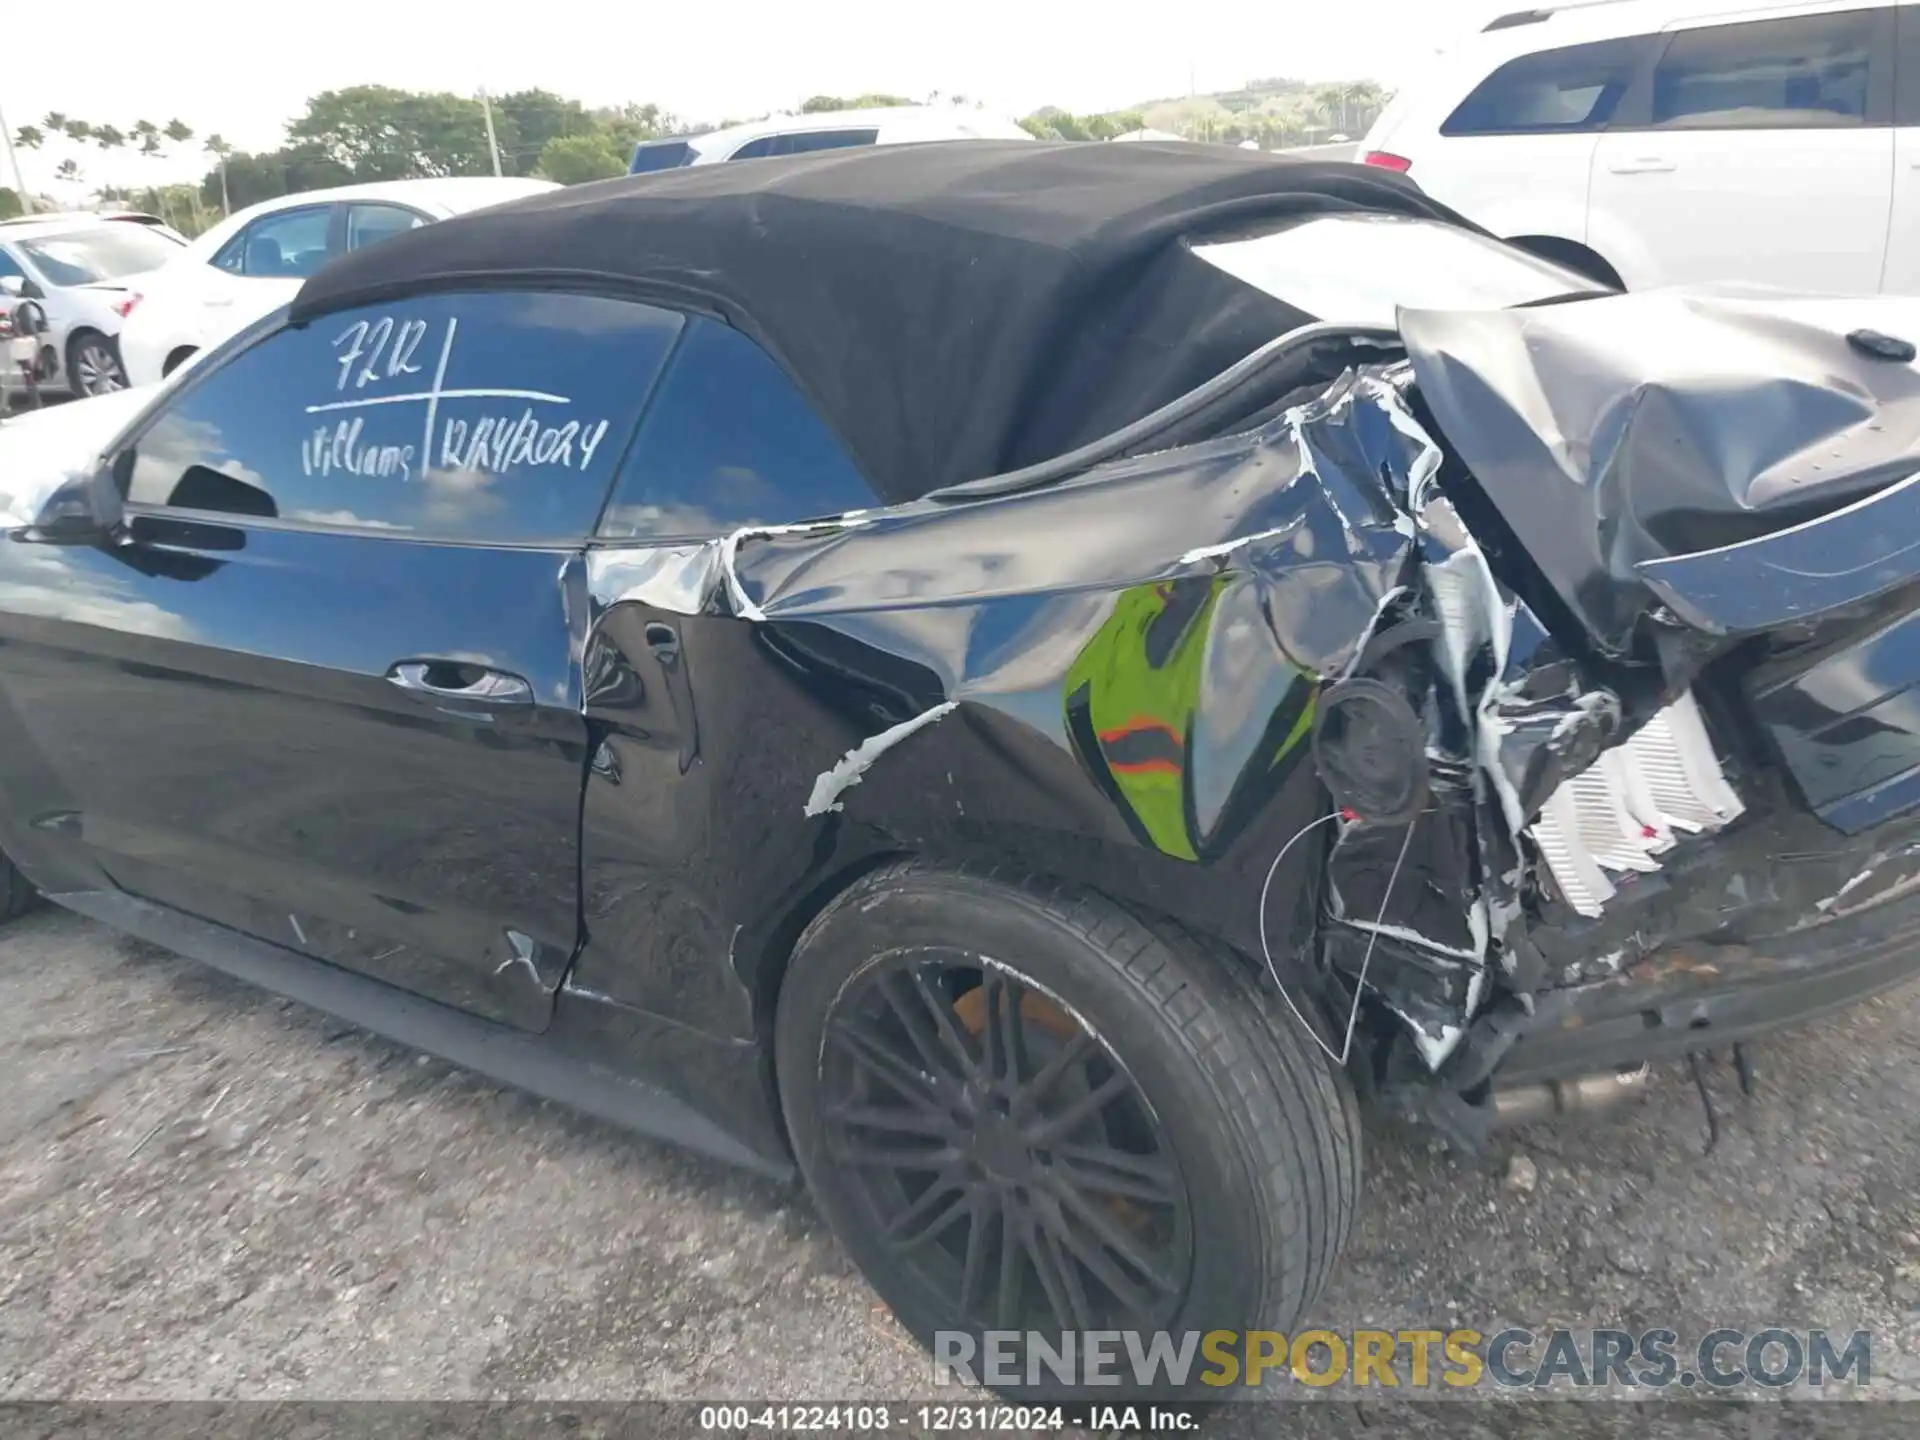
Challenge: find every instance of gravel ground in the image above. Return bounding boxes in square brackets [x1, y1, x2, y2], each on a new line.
[1, 901, 1918, 1421]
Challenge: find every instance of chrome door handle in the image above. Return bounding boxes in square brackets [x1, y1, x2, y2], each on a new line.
[387, 661, 533, 706]
[1608, 157, 1676, 174]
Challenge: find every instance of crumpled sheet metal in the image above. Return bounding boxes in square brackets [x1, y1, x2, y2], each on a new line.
[589, 368, 1430, 675]
[585, 370, 1460, 1039]
[1400, 288, 1920, 656]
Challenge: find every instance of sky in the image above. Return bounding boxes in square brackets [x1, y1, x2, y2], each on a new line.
[4, 0, 1501, 196]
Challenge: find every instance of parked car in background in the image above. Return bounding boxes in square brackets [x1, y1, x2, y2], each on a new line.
[16, 209, 190, 246]
[0, 215, 185, 396]
[116, 176, 557, 388]
[96, 211, 191, 246]
[1360, 0, 1920, 292]
[629, 105, 1032, 171]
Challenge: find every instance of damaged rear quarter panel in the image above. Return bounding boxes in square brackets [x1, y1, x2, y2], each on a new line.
[568, 373, 1433, 1041]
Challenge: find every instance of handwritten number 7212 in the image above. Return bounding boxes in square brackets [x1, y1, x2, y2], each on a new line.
[333, 316, 430, 392]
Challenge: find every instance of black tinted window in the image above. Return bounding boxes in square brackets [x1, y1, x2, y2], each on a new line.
[598, 318, 874, 540]
[123, 290, 684, 542]
[1650, 9, 1880, 128]
[1901, 5, 1920, 125]
[730, 128, 880, 160]
[214, 205, 333, 277]
[1443, 35, 1656, 134]
[346, 203, 426, 251]
[630, 140, 695, 173]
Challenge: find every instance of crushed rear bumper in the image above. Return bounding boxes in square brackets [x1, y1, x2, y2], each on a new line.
[1497, 888, 1920, 1084]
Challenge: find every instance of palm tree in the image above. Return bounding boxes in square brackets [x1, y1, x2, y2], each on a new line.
[14, 125, 43, 151]
[204, 133, 233, 215]
[163, 119, 193, 146]
[41, 112, 67, 135]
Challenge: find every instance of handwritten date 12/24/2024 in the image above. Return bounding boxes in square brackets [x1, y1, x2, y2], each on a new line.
[299, 313, 613, 485]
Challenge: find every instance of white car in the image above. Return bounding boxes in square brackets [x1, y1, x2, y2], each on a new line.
[0, 215, 185, 396]
[1359, 0, 1920, 293]
[117, 176, 557, 387]
[627, 105, 1032, 171]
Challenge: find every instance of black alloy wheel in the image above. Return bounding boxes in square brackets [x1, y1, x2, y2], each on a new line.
[819, 954, 1193, 1334]
[777, 862, 1362, 1399]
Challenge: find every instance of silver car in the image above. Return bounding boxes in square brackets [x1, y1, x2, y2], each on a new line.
[0, 216, 184, 396]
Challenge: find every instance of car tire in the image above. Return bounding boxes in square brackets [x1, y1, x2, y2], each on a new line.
[67, 331, 127, 397]
[775, 861, 1360, 1398]
[0, 850, 35, 924]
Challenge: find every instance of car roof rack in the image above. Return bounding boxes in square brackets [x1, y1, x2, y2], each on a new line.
[1482, 0, 1652, 31]
[1484, 8, 1552, 28]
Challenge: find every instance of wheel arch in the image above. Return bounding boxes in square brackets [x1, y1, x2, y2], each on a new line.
[64, 326, 120, 389]
[746, 848, 1285, 1130]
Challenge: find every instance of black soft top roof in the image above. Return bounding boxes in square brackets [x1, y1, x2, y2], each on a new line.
[291, 141, 1462, 503]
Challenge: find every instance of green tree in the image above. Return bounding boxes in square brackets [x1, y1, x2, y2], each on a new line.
[0, 188, 22, 220]
[289, 86, 498, 179]
[595, 102, 681, 157]
[200, 144, 351, 212]
[537, 133, 626, 185]
[14, 125, 43, 151]
[164, 118, 194, 146]
[800, 93, 912, 113]
[494, 89, 593, 172]
[93, 123, 126, 151]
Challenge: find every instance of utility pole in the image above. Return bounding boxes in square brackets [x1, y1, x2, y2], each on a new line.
[479, 88, 503, 177]
[0, 95, 33, 213]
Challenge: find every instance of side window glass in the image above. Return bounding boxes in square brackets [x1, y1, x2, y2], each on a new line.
[0, 248, 24, 282]
[731, 130, 880, 159]
[1902, 4, 1920, 126]
[1442, 35, 1657, 134]
[121, 290, 685, 543]
[783, 129, 880, 154]
[1650, 10, 1880, 129]
[630, 140, 695, 172]
[599, 318, 876, 540]
[346, 204, 427, 252]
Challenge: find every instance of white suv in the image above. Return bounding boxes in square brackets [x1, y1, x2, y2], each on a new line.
[1360, 0, 1920, 293]
[628, 106, 1032, 172]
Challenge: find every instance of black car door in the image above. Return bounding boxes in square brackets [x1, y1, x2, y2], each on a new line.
[0, 289, 685, 1029]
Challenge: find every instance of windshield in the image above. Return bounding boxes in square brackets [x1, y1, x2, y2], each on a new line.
[1192, 214, 1605, 325]
[17, 226, 181, 286]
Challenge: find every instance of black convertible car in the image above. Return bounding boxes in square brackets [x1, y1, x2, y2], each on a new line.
[3, 141, 1919, 1373]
